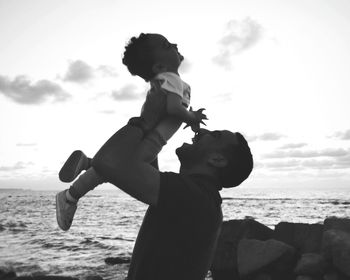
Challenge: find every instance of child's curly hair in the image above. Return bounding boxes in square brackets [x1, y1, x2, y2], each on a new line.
[122, 33, 155, 82]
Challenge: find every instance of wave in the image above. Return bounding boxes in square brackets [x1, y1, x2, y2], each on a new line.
[98, 236, 134, 242]
[0, 221, 27, 232]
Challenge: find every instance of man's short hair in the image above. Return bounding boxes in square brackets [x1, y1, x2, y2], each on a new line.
[122, 33, 155, 82]
[220, 132, 253, 188]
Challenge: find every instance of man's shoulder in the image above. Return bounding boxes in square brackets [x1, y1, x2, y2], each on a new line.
[159, 171, 191, 185]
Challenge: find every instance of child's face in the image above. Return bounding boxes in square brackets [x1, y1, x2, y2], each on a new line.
[146, 34, 184, 74]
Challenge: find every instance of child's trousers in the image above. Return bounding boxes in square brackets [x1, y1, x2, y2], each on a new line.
[69, 123, 166, 200]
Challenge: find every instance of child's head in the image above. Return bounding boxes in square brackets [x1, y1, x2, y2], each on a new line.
[122, 33, 184, 82]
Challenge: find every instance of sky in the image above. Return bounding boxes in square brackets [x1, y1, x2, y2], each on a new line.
[0, 0, 350, 192]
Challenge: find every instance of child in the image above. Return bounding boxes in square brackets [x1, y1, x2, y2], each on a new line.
[56, 33, 207, 231]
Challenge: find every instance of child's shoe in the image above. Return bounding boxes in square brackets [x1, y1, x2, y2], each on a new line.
[55, 190, 77, 231]
[59, 150, 90, 182]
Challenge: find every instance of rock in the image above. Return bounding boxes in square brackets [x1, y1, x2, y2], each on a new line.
[295, 276, 314, 280]
[253, 273, 272, 280]
[273, 222, 324, 254]
[322, 230, 350, 276]
[211, 219, 274, 273]
[0, 268, 16, 280]
[324, 217, 350, 234]
[104, 257, 130, 265]
[323, 271, 338, 280]
[294, 253, 329, 276]
[237, 238, 296, 277]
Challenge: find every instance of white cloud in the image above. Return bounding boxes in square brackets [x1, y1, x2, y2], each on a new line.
[263, 148, 349, 159]
[63, 60, 95, 83]
[0, 162, 33, 172]
[0, 75, 70, 104]
[213, 17, 264, 69]
[111, 84, 144, 101]
[248, 132, 285, 142]
[63, 60, 118, 83]
[16, 142, 38, 147]
[97, 65, 118, 78]
[279, 143, 308, 149]
[331, 129, 350, 140]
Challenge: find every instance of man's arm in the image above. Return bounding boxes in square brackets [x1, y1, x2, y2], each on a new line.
[91, 125, 160, 206]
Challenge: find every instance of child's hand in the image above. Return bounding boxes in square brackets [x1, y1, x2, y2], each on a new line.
[184, 107, 208, 133]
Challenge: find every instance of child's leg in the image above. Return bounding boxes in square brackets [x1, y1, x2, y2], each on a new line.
[56, 123, 144, 231]
[67, 167, 104, 201]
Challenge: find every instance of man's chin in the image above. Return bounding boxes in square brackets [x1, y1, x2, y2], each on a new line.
[176, 143, 191, 158]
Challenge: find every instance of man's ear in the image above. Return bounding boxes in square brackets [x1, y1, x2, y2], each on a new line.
[152, 63, 167, 74]
[207, 152, 228, 168]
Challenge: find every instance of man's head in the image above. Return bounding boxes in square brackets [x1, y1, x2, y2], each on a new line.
[122, 33, 184, 82]
[176, 129, 253, 188]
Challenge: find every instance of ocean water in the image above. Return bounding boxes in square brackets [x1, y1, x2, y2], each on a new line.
[0, 187, 349, 280]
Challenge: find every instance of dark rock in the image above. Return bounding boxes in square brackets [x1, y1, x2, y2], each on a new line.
[253, 273, 272, 280]
[210, 269, 239, 280]
[0, 268, 16, 280]
[273, 222, 324, 254]
[323, 271, 338, 280]
[237, 238, 296, 277]
[104, 257, 131, 265]
[295, 276, 314, 280]
[324, 217, 350, 234]
[211, 219, 274, 274]
[294, 253, 329, 276]
[322, 230, 350, 277]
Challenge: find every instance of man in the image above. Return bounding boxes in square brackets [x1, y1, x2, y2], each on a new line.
[90, 125, 253, 280]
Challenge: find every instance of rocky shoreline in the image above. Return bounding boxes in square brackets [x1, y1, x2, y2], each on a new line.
[1, 217, 349, 280]
[211, 216, 350, 280]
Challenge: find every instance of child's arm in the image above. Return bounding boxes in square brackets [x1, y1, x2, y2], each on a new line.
[166, 93, 207, 132]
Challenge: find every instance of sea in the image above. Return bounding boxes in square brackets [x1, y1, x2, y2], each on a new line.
[1, 186, 349, 280]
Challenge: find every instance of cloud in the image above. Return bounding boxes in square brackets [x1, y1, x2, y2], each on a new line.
[97, 65, 118, 77]
[213, 17, 263, 69]
[63, 60, 118, 83]
[98, 109, 116, 114]
[111, 84, 144, 101]
[63, 60, 95, 83]
[264, 159, 301, 169]
[261, 154, 350, 172]
[263, 148, 349, 159]
[0, 162, 32, 172]
[248, 132, 285, 142]
[16, 142, 37, 147]
[331, 129, 350, 140]
[279, 143, 308, 149]
[0, 75, 70, 104]
[301, 159, 337, 169]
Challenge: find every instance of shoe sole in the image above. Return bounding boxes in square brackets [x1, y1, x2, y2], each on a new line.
[59, 150, 85, 183]
[56, 192, 68, 231]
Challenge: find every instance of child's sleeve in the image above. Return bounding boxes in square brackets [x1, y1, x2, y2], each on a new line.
[157, 73, 184, 98]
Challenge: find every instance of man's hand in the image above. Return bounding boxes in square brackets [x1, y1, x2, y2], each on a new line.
[184, 107, 208, 133]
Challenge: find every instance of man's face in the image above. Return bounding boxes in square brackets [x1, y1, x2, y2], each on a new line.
[146, 34, 184, 73]
[176, 129, 239, 167]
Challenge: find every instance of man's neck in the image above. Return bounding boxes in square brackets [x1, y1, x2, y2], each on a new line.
[180, 167, 219, 184]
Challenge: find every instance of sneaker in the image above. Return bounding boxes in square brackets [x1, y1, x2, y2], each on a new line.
[56, 190, 77, 231]
[59, 150, 90, 183]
